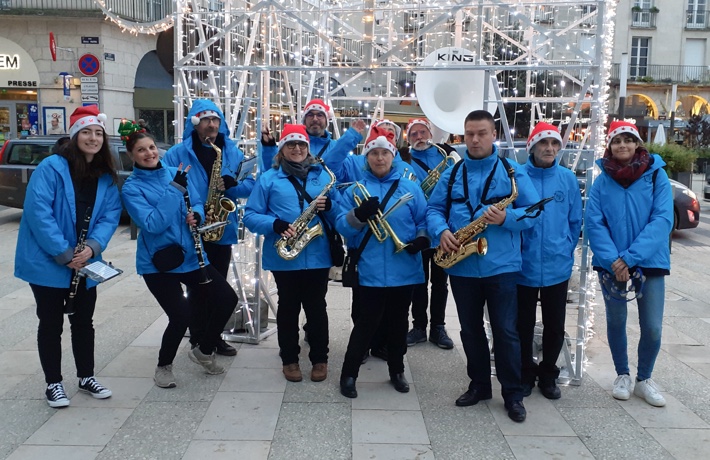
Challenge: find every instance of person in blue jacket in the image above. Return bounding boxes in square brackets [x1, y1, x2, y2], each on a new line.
[426, 110, 540, 423]
[517, 123, 583, 400]
[121, 127, 238, 386]
[258, 99, 365, 173]
[243, 124, 340, 383]
[402, 118, 455, 351]
[586, 120, 673, 407]
[15, 106, 122, 408]
[163, 99, 252, 357]
[336, 126, 429, 399]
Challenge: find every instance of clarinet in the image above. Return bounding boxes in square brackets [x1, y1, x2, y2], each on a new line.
[65, 206, 92, 315]
[183, 191, 212, 285]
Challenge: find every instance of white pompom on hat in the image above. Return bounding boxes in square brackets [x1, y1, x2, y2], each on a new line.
[606, 120, 643, 145]
[301, 99, 331, 123]
[190, 109, 220, 126]
[68, 106, 107, 139]
[526, 122, 562, 152]
[362, 126, 397, 156]
[278, 124, 310, 151]
[405, 118, 432, 140]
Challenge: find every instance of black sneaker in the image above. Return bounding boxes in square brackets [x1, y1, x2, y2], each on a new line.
[215, 339, 237, 356]
[429, 325, 454, 349]
[46, 382, 70, 408]
[78, 377, 112, 399]
[406, 328, 427, 347]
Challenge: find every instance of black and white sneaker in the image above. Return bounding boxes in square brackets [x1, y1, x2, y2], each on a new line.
[78, 377, 112, 399]
[46, 382, 70, 408]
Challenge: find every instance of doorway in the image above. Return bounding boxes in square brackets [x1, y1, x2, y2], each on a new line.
[0, 103, 16, 145]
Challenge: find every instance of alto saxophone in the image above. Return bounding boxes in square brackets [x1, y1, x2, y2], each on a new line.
[433, 164, 518, 269]
[420, 141, 457, 199]
[202, 138, 237, 242]
[275, 159, 337, 260]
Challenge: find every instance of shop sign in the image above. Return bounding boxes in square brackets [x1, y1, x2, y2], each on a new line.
[0, 36, 41, 88]
[6, 80, 37, 87]
[0, 54, 19, 69]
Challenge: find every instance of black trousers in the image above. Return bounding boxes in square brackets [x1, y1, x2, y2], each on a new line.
[273, 268, 330, 365]
[31, 280, 97, 384]
[144, 264, 236, 364]
[188, 242, 234, 347]
[350, 286, 387, 351]
[342, 285, 413, 379]
[517, 280, 569, 385]
[411, 248, 449, 330]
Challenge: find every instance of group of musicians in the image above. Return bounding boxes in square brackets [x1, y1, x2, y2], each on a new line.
[20, 97, 667, 425]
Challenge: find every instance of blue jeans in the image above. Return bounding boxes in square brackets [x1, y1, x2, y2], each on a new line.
[450, 273, 523, 402]
[605, 275, 665, 381]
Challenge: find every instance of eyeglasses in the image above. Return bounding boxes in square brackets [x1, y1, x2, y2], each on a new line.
[284, 141, 308, 150]
[304, 112, 326, 120]
[201, 117, 221, 125]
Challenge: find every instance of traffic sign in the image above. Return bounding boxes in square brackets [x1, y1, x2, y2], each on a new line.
[81, 94, 99, 102]
[78, 53, 100, 77]
[80, 82, 99, 93]
[80, 76, 98, 83]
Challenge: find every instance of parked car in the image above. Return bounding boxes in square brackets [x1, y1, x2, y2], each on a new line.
[0, 135, 168, 210]
[704, 169, 710, 200]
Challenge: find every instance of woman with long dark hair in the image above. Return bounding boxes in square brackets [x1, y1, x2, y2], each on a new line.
[120, 123, 238, 387]
[15, 106, 122, 408]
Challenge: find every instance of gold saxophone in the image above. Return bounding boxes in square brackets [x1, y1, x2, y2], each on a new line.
[275, 159, 336, 260]
[202, 139, 237, 242]
[420, 142, 457, 199]
[352, 182, 410, 253]
[433, 164, 518, 268]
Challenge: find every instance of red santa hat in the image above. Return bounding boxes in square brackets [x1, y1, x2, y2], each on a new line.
[68, 106, 107, 139]
[606, 120, 643, 145]
[190, 109, 221, 126]
[406, 118, 432, 140]
[372, 119, 402, 142]
[301, 99, 331, 123]
[278, 124, 310, 151]
[362, 126, 397, 156]
[527, 122, 563, 152]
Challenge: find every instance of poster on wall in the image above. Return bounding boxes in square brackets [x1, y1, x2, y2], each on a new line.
[43, 107, 66, 135]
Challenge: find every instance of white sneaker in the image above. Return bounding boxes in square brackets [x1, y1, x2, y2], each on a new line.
[633, 378, 666, 407]
[612, 374, 633, 400]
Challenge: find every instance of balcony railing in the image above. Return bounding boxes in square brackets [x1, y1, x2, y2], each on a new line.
[631, 9, 658, 28]
[686, 9, 710, 29]
[0, 0, 172, 22]
[611, 63, 710, 84]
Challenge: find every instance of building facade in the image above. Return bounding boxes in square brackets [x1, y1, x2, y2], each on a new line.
[609, 0, 710, 142]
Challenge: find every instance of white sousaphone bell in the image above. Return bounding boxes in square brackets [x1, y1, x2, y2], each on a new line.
[415, 47, 498, 135]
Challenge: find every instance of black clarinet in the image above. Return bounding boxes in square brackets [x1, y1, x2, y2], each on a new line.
[65, 206, 92, 315]
[183, 192, 212, 284]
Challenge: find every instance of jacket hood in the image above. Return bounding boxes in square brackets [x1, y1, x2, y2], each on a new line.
[183, 99, 231, 139]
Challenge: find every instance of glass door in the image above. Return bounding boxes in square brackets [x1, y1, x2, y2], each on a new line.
[0, 104, 14, 146]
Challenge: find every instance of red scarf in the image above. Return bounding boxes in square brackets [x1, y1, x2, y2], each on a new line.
[601, 147, 651, 188]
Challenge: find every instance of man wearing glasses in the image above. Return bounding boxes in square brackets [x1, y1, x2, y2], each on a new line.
[163, 99, 255, 358]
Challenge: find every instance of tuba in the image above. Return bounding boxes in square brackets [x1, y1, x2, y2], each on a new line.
[352, 183, 410, 253]
[202, 138, 237, 242]
[433, 165, 518, 269]
[275, 159, 336, 260]
[420, 140, 457, 199]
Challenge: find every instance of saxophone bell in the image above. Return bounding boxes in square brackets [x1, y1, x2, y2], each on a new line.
[202, 138, 236, 242]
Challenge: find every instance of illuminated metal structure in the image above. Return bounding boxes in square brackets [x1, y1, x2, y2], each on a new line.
[121, 0, 615, 379]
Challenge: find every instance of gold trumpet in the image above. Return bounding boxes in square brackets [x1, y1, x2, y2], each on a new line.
[352, 182, 410, 253]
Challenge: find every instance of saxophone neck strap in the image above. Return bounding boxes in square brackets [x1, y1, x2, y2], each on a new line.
[411, 157, 430, 174]
[286, 174, 338, 238]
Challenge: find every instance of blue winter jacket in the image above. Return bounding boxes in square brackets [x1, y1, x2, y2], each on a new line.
[121, 164, 208, 275]
[519, 157, 583, 287]
[162, 99, 254, 245]
[15, 155, 122, 289]
[426, 147, 540, 278]
[336, 169, 428, 287]
[243, 162, 341, 271]
[586, 154, 673, 273]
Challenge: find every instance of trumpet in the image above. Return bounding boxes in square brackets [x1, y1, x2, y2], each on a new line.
[352, 182, 411, 253]
[420, 141, 457, 199]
